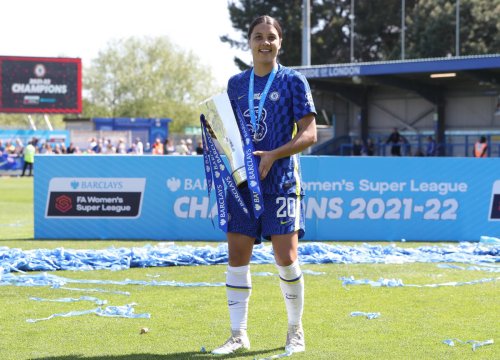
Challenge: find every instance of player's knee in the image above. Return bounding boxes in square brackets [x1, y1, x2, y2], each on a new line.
[228, 254, 251, 267]
[274, 253, 297, 267]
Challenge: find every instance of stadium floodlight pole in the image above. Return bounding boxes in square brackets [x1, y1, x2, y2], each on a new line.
[302, 0, 311, 66]
[43, 114, 54, 131]
[27, 115, 37, 131]
[401, 0, 405, 60]
[350, 0, 355, 62]
[455, 0, 460, 56]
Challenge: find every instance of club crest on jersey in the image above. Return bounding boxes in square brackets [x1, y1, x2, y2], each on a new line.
[269, 91, 280, 102]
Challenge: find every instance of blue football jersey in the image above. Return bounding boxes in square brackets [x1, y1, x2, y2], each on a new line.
[227, 64, 316, 195]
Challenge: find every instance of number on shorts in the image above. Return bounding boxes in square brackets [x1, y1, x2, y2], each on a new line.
[276, 197, 296, 218]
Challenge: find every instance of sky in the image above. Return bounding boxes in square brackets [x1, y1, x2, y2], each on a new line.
[0, 0, 251, 87]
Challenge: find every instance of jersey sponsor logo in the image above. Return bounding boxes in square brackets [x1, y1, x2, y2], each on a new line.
[305, 92, 314, 107]
[243, 106, 267, 142]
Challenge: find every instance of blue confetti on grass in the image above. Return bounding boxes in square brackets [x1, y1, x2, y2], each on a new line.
[0, 241, 498, 275]
[0, 272, 224, 288]
[351, 311, 381, 319]
[30, 295, 107, 305]
[341, 276, 499, 288]
[27, 303, 150, 323]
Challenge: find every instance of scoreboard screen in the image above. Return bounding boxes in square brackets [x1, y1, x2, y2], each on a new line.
[0, 56, 81, 113]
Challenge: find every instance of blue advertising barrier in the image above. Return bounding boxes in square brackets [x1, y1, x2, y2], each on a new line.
[34, 155, 500, 241]
[0, 129, 70, 147]
[0, 153, 23, 171]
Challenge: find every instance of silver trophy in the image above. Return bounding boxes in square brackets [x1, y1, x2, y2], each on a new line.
[201, 92, 246, 186]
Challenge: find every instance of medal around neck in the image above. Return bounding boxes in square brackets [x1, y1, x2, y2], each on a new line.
[200, 92, 246, 186]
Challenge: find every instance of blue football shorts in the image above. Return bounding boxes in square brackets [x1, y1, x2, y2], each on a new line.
[226, 185, 305, 243]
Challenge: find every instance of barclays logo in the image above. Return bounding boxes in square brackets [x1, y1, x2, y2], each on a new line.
[71, 180, 79, 189]
[166, 177, 182, 192]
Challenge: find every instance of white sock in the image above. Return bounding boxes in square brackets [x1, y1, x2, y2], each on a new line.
[226, 265, 252, 331]
[277, 261, 304, 326]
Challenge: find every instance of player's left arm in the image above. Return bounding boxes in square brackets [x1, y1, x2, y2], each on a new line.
[254, 113, 317, 180]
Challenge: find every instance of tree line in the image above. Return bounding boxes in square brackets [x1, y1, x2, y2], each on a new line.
[1, 0, 498, 131]
[223, 0, 499, 69]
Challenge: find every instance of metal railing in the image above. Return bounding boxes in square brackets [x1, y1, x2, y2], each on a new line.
[312, 134, 500, 157]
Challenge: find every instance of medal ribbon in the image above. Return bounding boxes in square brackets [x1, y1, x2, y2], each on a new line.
[231, 100, 264, 219]
[248, 65, 278, 133]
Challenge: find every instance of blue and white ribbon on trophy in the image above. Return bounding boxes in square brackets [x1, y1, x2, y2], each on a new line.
[200, 114, 249, 232]
[199, 93, 264, 232]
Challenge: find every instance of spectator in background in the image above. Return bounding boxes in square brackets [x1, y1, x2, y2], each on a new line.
[127, 143, 137, 154]
[92, 139, 103, 154]
[426, 136, 436, 156]
[53, 143, 63, 154]
[67, 142, 77, 154]
[195, 140, 204, 155]
[175, 139, 189, 155]
[88, 137, 98, 153]
[21, 140, 36, 177]
[135, 138, 144, 155]
[363, 138, 375, 156]
[5, 140, 16, 154]
[103, 140, 116, 154]
[15, 138, 24, 155]
[42, 143, 53, 154]
[351, 139, 362, 156]
[186, 138, 194, 155]
[386, 128, 402, 156]
[473, 136, 488, 157]
[152, 138, 164, 155]
[116, 138, 127, 154]
[164, 139, 175, 154]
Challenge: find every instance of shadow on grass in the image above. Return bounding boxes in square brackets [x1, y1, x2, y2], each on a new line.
[34, 347, 283, 360]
